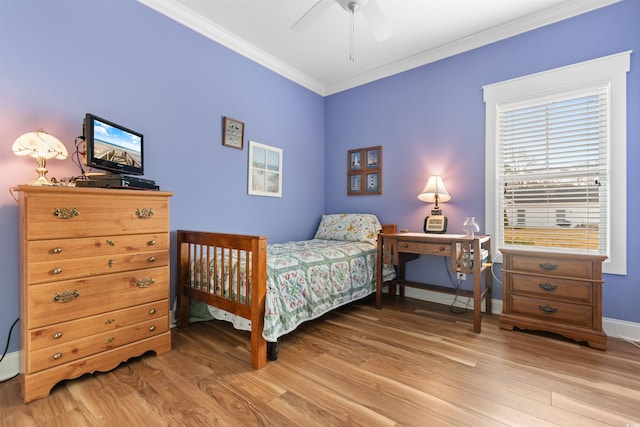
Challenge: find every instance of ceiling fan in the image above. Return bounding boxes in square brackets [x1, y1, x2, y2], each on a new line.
[291, 0, 393, 61]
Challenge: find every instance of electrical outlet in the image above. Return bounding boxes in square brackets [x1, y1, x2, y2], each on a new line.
[457, 272, 466, 281]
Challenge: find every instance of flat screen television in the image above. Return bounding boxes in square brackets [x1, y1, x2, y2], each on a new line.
[83, 113, 144, 176]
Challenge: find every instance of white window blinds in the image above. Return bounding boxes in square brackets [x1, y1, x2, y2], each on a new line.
[497, 87, 609, 254]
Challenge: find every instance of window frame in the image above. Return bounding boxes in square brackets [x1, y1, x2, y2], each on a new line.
[484, 51, 630, 275]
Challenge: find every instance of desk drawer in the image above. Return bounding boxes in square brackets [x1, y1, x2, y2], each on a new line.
[396, 241, 451, 256]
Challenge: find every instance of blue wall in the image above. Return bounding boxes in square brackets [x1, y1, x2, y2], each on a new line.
[0, 0, 324, 354]
[325, 1, 639, 324]
[0, 0, 637, 358]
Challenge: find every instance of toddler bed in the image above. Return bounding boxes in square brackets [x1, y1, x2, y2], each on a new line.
[177, 214, 396, 369]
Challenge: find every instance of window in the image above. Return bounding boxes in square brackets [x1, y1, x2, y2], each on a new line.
[484, 51, 630, 275]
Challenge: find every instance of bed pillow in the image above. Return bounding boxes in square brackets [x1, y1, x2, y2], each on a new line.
[313, 213, 382, 244]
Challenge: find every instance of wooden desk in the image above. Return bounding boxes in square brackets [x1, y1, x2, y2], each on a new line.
[376, 233, 492, 332]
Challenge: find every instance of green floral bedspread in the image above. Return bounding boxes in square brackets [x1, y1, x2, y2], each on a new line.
[189, 238, 396, 342]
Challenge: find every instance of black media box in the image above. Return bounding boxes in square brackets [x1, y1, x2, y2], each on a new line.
[76, 175, 159, 190]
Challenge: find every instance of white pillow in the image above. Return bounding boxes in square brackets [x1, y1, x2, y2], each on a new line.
[314, 214, 382, 244]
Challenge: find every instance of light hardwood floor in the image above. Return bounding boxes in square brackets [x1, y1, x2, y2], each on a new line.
[2, 295, 639, 426]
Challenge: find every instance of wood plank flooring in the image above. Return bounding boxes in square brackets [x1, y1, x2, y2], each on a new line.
[2, 295, 639, 426]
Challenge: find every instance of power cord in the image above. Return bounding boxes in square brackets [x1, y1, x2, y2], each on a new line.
[445, 256, 470, 314]
[0, 318, 19, 384]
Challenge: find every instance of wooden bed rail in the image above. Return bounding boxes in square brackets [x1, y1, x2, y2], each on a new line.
[177, 223, 395, 370]
[177, 230, 268, 369]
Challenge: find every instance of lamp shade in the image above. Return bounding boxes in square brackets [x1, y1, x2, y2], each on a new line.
[12, 130, 68, 160]
[418, 175, 451, 203]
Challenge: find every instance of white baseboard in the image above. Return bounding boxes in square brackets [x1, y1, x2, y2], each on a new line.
[0, 351, 19, 382]
[400, 288, 640, 343]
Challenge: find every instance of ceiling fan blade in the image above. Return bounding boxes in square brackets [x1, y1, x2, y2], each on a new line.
[291, 0, 335, 32]
[361, 0, 393, 41]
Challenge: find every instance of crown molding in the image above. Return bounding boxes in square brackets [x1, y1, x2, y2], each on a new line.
[138, 0, 621, 96]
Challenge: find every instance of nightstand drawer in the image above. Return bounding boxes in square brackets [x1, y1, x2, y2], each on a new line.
[396, 241, 451, 256]
[509, 295, 592, 327]
[510, 273, 593, 303]
[510, 254, 593, 279]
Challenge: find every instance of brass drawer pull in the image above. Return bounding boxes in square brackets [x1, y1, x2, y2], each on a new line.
[149, 325, 156, 332]
[52, 207, 79, 219]
[148, 256, 156, 262]
[52, 247, 62, 254]
[105, 318, 116, 325]
[106, 337, 115, 344]
[149, 308, 156, 315]
[539, 282, 558, 292]
[52, 268, 62, 275]
[136, 277, 155, 288]
[539, 262, 558, 272]
[148, 240, 156, 246]
[136, 208, 155, 218]
[53, 332, 63, 339]
[108, 259, 114, 268]
[53, 290, 79, 303]
[53, 352, 62, 360]
[539, 305, 558, 315]
[106, 239, 115, 246]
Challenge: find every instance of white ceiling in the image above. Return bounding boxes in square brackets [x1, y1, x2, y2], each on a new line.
[138, 0, 619, 95]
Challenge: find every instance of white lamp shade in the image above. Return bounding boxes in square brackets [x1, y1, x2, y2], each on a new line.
[418, 175, 451, 203]
[12, 130, 68, 160]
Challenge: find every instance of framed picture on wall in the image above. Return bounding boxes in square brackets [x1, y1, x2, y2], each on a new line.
[222, 116, 244, 149]
[349, 148, 363, 171]
[347, 145, 381, 195]
[248, 140, 282, 197]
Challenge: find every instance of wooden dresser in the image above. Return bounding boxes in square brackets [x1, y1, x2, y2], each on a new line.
[499, 249, 607, 350]
[18, 186, 173, 403]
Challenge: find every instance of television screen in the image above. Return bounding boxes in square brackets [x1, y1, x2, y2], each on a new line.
[83, 113, 144, 176]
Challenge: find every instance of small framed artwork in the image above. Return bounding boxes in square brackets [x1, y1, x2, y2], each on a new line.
[365, 172, 381, 194]
[248, 140, 282, 197]
[365, 147, 380, 169]
[347, 145, 382, 195]
[349, 173, 362, 194]
[348, 148, 363, 171]
[222, 116, 244, 149]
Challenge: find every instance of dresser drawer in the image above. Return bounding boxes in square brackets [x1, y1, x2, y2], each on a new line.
[509, 254, 593, 279]
[509, 295, 593, 327]
[23, 192, 169, 240]
[27, 266, 169, 328]
[28, 250, 168, 284]
[510, 273, 593, 303]
[27, 318, 169, 373]
[28, 301, 168, 351]
[27, 233, 168, 262]
[396, 241, 451, 256]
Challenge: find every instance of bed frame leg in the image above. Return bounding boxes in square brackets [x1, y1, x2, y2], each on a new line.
[267, 341, 279, 361]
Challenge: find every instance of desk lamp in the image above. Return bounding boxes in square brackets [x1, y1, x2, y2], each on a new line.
[418, 175, 451, 233]
[12, 130, 68, 186]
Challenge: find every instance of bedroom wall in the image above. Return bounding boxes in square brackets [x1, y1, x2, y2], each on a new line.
[0, 0, 324, 357]
[324, 0, 640, 325]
